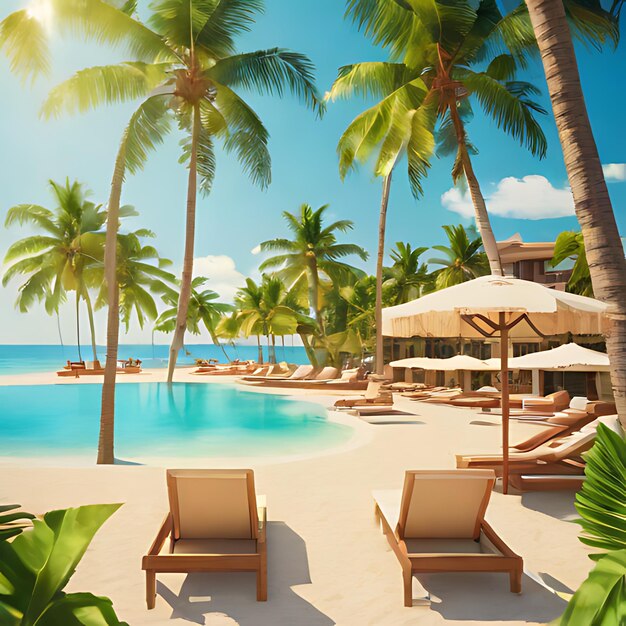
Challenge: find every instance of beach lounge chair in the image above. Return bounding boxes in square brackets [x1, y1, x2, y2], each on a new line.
[142, 469, 267, 609]
[311, 366, 340, 381]
[455, 424, 606, 490]
[334, 381, 390, 408]
[373, 469, 522, 606]
[244, 364, 315, 384]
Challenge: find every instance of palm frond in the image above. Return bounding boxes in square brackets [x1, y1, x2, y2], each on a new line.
[327, 62, 416, 102]
[4, 204, 58, 234]
[460, 69, 547, 158]
[3, 237, 60, 264]
[194, 0, 264, 57]
[42, 62, 170, 119]
[123, 94, 173, 175]
[50, 0, 176, 62]
[209, 48, 323, 116]
[0, 9, 50, 82]
[210, 84, 271, 188]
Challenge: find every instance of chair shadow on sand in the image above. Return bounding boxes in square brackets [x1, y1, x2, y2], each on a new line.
[521, 490, 579, 521]
[421, 571, 569, 623]
[156, 521, 335, 625]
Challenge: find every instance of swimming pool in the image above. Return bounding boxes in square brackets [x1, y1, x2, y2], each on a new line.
[0, 383, 352, 458]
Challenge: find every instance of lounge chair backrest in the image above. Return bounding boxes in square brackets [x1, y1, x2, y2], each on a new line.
[580, 415, 621, 435]
[547, 390, 570, 411]
[364, 381, 383, 400]
[339, 368, 358, 382]
[166, 469, 258, 540]
[569, 396, 589, 412]
[398, 470, 495, 540]
[315, 367, 339, 380]
[541, 429, 598, 461]
[289, 365, 313, 380]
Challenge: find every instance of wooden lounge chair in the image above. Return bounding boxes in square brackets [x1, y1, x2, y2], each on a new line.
[142, 469, 267, 609]
[455, 427, 600, 491]
[334, 381, 390, 408]
[243, 364, 315, 385]
[373, 469, 522, 606]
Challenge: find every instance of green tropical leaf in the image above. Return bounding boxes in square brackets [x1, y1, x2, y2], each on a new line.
[0, 9, 50, 82]
[42, 62, 170, 119]
[0, 504, 123, 626]
[551, 550, 626, 626]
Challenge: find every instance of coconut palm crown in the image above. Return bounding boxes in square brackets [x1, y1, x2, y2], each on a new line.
[258, 204, 369, 329]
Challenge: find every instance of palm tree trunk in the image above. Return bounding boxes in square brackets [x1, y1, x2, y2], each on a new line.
[167, 103, 201, 383]
[75, 291, 83, 362]
[300, 333, 318, 367]
[525, 0, 626, 427]
[83, 287, 98, 362]
[256, 335, 263, 363]
[449, 106, 503, 276]
[270, 335, 276, 364]
[375, 172, 392, 375]
[307, 258, 323, 331]
[98, 143, 127, 465]
[208, 328, 231, 362]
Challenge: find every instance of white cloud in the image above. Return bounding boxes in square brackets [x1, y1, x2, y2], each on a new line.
[602, 163, 626, 182]
[192, 255, 246, 303]
[250, 244, 261, 255]
[441, 175, 575, 220]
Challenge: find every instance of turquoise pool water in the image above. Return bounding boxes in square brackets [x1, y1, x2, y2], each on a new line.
[0, 383, 351, 458]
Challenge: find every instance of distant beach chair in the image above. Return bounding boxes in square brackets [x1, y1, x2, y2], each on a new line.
[142, 469, 267, 609]
[334, 381, 389, 408]
[373, 469, 522, 606]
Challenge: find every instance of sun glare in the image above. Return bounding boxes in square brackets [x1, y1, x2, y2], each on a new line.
[26, 0, 54, 32]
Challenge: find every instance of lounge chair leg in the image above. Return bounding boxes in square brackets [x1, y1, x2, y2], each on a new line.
[403, 569, 413, 607]
[510, 567, 522, 593]
[146, 570, 156, 609]
[257, 565, 267, 601]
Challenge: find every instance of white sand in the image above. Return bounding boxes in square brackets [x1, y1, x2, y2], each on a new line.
[0, 370, 591, 625]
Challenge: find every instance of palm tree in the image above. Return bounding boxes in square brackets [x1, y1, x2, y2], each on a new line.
[2, 179, 126, 362]
[524, 0, 626, 426]
[383, 242, 432, 305]
[551, 231, 593, 297]
[328, 0, 547, 372]
[259, 204, 368, 330]
[39, 1, 323, 386]
[221, 275, 303, 364]
[154, 277, 233, 360]
[429, 224, 489, 289]
[92, 228, 177, 332]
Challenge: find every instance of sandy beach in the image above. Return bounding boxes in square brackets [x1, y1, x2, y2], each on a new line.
[0, 370, 591, 625]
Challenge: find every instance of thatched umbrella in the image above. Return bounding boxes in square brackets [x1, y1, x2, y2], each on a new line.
[382, 275, 608, 493]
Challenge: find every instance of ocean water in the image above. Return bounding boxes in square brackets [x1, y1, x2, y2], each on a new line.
[0, 344, 309, 375]
[0, 383, 351, 457]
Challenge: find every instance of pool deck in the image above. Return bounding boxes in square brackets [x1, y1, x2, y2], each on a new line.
[0, 369, 591, 625]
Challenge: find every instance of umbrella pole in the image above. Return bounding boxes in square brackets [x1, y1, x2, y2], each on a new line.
[500, 312, 510, 495]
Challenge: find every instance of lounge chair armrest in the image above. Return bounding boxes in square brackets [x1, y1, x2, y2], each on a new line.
[480, 520, 521, 560]
[146, 513, 173, 556]
[257, 505, 267, 543]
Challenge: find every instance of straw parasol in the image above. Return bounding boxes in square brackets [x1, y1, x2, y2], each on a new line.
[508, 343, 610, 372]
[382, 275, 608, 494]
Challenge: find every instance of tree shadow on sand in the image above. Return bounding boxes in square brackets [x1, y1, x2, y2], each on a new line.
[420, 571, 568, 622]
[156, 522, 334, 625]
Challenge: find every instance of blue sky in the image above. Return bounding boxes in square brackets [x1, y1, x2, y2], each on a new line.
[0, 0, 624, 344]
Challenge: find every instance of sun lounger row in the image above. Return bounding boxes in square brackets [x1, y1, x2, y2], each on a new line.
[143, 468, 522, 610]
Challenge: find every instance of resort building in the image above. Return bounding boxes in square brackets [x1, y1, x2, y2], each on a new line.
[497, 233, 573, 289]
[384, 236, 608, 399]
